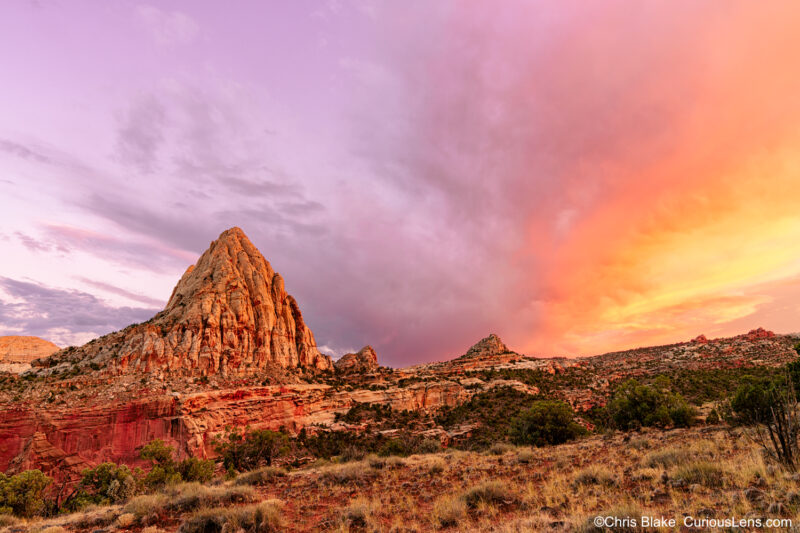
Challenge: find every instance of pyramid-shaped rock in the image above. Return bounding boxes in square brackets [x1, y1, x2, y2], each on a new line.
[462, 334, 511, 358]
[37, 227, 333, 377]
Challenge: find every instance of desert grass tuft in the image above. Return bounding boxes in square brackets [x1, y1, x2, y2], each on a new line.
[342, 497, 380, 528]
[572, 465, 616, 487]
[431, 494, 468, 529]
[320, 461, 376, 484]
[643, 446, 693, 468]
[461, 480, 517, 509]
[671, 461, 728, 488]
[234, 466, 287, 486]
[178, 500, 283, 533]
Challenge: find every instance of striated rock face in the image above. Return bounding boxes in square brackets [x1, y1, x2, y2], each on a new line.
[36, 227, 333, 377]
[0, 336, 59, 373]
[335, 346, 379, 374]
[462, 333, 511, 359]
[0, 380, 473, 480]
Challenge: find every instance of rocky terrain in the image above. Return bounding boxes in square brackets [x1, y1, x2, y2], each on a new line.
[1, 226, 799, 533]
[6, 426, 800, 533]
[0, 336, 58, 373]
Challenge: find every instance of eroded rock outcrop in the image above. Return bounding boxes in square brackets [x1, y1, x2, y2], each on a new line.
[335, 345, 379, 374]
[35, 227, 333, 377]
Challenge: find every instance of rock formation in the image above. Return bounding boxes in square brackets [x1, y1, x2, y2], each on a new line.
[461, 333, 511, 358]
[0, 336, 59, 373]
[35, 227, 333, 377]
[746, 328, 776, 341]
[335, 345, 379, 374]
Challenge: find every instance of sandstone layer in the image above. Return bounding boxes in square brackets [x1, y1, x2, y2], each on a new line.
[0, 378, 487, 481]
[34, 227, 333, 378]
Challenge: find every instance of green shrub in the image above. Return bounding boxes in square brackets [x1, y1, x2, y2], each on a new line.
[0, 469, 52, 517]
[177, 457, 215, 483]
[65, 462, 137, 510]
[510, 400, 587, 446]
[138, 439, 214, 489]
[607, 379, 696, 429]
[213, 429, 289, 471]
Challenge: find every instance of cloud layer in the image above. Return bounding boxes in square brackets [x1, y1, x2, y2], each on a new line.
[1, 1, 800, 365]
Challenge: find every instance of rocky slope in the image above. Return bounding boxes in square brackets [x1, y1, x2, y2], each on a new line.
[33, 227, 333, 378]
[0, 336, 59, 373]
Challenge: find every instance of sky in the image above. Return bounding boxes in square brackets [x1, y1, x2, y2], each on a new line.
[2, 1, 800, 367]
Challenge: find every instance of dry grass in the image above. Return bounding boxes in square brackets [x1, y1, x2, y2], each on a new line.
[488, 442, 515, 455]
[573, 464, 616, 487]
[234, 466, 287, 486]
[163, 482, 256, 512]
[0, 515, 19, 527]
[179, 500, 283, 533]
[516, 448, 535, 464]
[341, 497, 381, 529]
[426, 456, 447, 475]
[670, 461, 728, 488]
[320, 461, 377, 484]
[461, 480, 517, 509]
[643, 446, 693, 468]
[124, 493, 168, 519]
[431, 494, 467, 529]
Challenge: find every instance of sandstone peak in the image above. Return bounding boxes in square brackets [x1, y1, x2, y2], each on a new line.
[462, 334, 511, 359]
[39, 227, 333, 377]
[335, 345, 379, 374]
[0, 336, 59, 363]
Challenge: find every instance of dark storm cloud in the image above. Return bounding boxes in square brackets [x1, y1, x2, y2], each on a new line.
[0, 277, 159, 340]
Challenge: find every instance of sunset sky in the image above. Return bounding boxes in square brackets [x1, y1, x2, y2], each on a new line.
[2, 1, 800, 366]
